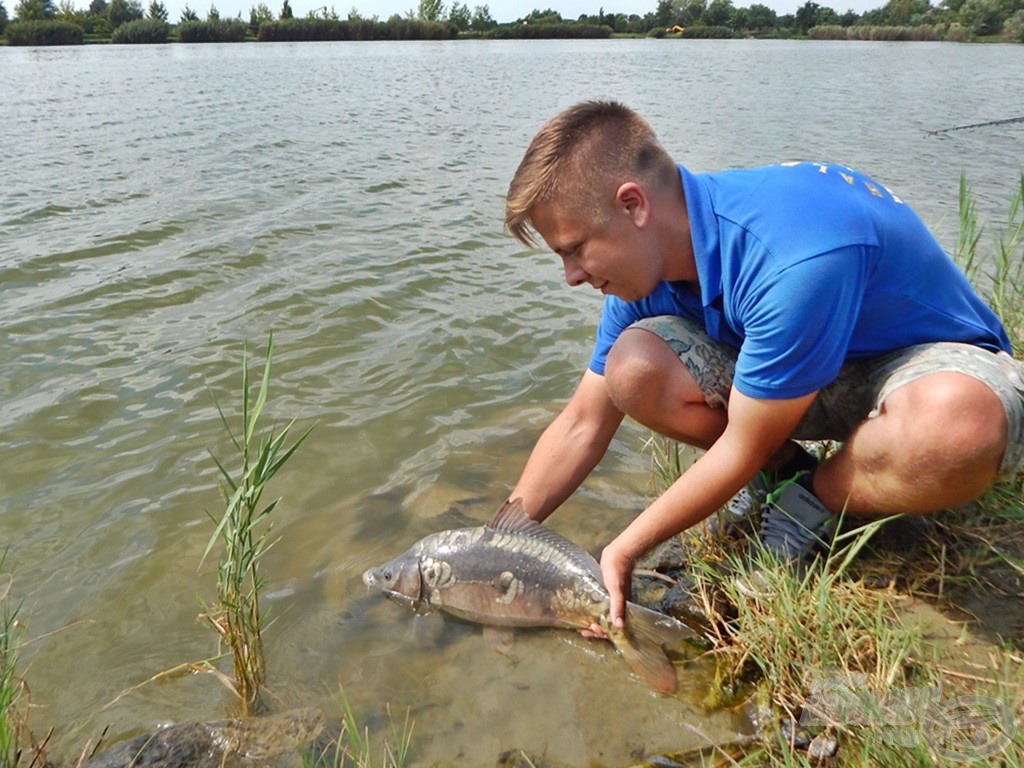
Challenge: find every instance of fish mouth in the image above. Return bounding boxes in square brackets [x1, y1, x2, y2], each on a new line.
[384, 591, 424, 613]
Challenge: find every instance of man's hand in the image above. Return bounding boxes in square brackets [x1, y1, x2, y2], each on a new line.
[581, 538, 634, 639]
[600, 540, 633, 629]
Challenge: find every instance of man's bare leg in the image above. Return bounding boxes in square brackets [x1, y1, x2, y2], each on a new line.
[814, 372, 1006, 516]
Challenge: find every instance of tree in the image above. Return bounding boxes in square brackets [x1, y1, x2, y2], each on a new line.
[106, 0, 142, 26]
[147, 0, 165, 18]
[417, 0, 443, 21]
[745, 1, 777, 28]
[57, 0, 80, 18]
[206, 2, 217, 18]
[14, 0, 56, 19]
[703, 0, 734, 25]
[525, 7, 561, 22]
[469, 2, 492, 29]
[959, 0, 1001, 31]
[878, 0, 929, 24]
[677, 0, 705, 24]
[0, 0, 8, 31]
[248, 1, 271, 30]
[447, 0, 468, 28]
[180, 2, 197, 19]
[279, 0, 291, 18]
[654, 0, 674, 25]
[793, 0, 836, 31]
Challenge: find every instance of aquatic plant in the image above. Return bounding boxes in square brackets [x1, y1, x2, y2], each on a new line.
[176, 17, 246, 42]
[302, 688, 413, 768]
[3, 19, 83, 43]
[109, 16, 168, 42]
[200, 333, 314, 715]
[957, 174, 1024, 355]
[483, 22, 613, 38]
[255, 16, 457, 41]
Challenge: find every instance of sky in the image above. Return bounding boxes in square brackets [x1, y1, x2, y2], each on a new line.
[162, 0, 885, 26]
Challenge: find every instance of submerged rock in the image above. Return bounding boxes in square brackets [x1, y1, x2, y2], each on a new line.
[81, 709, 335, 768]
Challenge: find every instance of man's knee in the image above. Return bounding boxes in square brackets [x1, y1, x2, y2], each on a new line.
[833, 372, 1008, 513]
[887, 372, 1006, 461]
[604, 329, 671, 415]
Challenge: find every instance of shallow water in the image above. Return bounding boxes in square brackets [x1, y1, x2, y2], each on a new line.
[2, 38, 1023, 765]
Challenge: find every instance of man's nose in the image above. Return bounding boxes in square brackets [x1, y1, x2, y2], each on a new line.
[563, 258, 588, 287]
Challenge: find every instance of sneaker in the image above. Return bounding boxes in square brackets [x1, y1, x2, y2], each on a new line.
[723, 444, 819, 520]
[722, 477, 768, 519]
[759, 472, 836, 562]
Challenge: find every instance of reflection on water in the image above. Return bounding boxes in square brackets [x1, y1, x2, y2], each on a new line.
[2, 39, 1023, 764]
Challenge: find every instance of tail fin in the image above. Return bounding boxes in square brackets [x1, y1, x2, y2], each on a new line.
[609, 603, 695, 694]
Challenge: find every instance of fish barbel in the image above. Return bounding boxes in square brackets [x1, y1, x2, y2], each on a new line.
[361, 498, 694, 694]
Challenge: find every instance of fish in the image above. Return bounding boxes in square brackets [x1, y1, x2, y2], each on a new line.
[361, 497, 695, 694]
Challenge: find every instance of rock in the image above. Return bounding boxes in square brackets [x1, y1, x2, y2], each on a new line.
[779, 718, 811, 750]
[81, 709, 334, 768]
[807, 733, 839, 759]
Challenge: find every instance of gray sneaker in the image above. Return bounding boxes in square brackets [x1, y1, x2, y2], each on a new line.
[759, 473, 836, 562]
[722, 474, 769, 518]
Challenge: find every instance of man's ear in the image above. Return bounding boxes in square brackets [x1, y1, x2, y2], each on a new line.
[615, 182, 650, 227]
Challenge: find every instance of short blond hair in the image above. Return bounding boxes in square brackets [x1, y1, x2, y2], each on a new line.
[505, 101, 676, 246]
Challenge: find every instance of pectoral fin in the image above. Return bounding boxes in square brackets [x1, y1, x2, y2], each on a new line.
[609, 603, 696, 694]
[483, 626, 517, 657]
[412, 611, 445, 647]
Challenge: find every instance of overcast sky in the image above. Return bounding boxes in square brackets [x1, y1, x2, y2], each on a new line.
[165, 0, 886, 25]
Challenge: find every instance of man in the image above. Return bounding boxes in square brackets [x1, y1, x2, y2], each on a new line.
[502, 100, 1023, 633]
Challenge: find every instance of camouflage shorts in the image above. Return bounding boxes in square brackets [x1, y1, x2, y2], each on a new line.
[630, 315, 1024, 477]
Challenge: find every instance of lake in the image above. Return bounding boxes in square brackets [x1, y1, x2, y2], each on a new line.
[2, 37, 1023, 765]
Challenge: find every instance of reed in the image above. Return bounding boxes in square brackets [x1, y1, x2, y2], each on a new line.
[110, 17, 168, 42]
[4, 19, 83, 44]
[177, 18, 247, 42]
[483, 22, 612, 38]
[200, 334, 314, 715]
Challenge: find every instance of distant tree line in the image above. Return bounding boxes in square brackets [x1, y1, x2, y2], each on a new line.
[2, 0, 1022, 44]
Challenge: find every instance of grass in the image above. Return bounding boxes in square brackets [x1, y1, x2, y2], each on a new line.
[199, 333, 314, 715]
[640, 177, 1024, 765]
[302, 688, 413, 768]
[0, 554, 47, 768]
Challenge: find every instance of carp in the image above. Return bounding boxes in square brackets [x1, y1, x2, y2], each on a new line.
[361, 498, 694, 694]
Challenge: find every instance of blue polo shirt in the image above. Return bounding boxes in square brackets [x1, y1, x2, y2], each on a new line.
[589, 162, 1010, 400]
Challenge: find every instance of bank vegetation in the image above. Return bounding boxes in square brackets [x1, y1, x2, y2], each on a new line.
[2, 0, 1023, 45]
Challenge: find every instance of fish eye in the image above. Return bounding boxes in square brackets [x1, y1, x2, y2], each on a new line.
[382, 567, 393, 582]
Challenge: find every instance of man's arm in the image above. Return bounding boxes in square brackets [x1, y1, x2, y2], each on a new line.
[510, 369, 625, 522]
[599, 387, 818, 626]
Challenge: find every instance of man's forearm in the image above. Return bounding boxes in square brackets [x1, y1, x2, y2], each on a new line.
[511, 406, 623, 522]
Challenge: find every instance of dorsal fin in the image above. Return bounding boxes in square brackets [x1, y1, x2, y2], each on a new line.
[487, 497, 542, 533]
[486, 498, 602, 581]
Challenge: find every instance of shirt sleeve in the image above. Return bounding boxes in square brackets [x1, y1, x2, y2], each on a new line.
[588, 297, 640, 376]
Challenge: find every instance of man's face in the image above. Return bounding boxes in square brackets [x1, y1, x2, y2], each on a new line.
[530, 195, 661, 303]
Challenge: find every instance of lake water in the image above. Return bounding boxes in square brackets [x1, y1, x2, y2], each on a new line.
[2, 38, 1023, 765]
